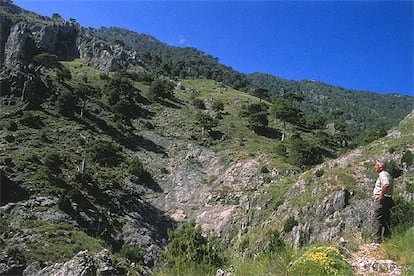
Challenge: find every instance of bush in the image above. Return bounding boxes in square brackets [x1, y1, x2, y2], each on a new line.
[212, 99, 224, 112]
[283, 216, 298, 233]
[87, 139, 124, 167]
[128, 157, 145, 177]
[6, 121, 18, 131]
[391, 196, 414, 231]
[43, 151, 62, 171]
[407, 182, 414, 193]
[57, 192, 74, 215]
[275, 143, 287, 156]
[6, 247, 26, 266]
[19, 111, 44, 129]
[32, 53, 59, 68]
[147, 79, 174, 101]
[289, 246, 351, 275]
[385, 160, 402, 178]
[192, 98, 205, 109]
[56, 67, 72, 82]
[56, 90, 77, 116]
[263, 229, 285, 255]
[119, 245, 144, 264]
[315, 169, 325, 178]
[260, 166, 270, 174]
[165, 220, 226, 273]
[401, 150, 413, 166]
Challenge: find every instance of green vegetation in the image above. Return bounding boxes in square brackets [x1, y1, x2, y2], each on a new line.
[383, 227, 414, 275]
[161, 220, 227, 275]
[1, 4, 414, 275]
[289, 246, 352, 275]
[283, 216, 298, 233]
[249, 73, 413, 145]
[18, 221, 105, 264]
[391, 196, 414, 232]
[119, 245, 145, 265]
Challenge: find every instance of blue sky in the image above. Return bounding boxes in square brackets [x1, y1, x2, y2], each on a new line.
[14, 0, 414, 96]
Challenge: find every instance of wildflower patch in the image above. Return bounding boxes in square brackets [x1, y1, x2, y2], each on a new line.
[289, 246, 352, 275]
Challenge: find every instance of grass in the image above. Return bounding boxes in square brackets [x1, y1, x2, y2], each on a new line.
[382, 226, 414, 274]
[2, 52, 414, 275]
[231, 247, 296, 276]
[19, 221, 105, 263]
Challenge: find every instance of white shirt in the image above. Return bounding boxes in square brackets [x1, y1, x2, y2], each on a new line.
[373, 170, 393, 200]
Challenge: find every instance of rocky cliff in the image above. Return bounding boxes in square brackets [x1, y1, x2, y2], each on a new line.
[1, 1, 413, 275]
[0, 1, 146, 110]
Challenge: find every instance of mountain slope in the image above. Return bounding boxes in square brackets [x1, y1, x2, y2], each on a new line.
[248, 72, 414, 142]
[0, 1, 413, 275]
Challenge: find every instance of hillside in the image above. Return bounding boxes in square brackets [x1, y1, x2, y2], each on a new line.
[248, 73, 414, 143]
[0, 1, 413, 275]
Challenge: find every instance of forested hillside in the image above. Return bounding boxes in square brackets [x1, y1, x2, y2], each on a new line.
[93, 27, 250, 89]
[248, 73, 414, 143]
[0, 1, 413, 275]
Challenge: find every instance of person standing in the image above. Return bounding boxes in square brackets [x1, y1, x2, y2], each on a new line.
[372, 161, 394, 243]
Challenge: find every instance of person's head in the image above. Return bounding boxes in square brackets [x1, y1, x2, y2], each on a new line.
[375, 161, 385, 172]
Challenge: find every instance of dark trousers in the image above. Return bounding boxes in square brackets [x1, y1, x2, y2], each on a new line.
[373, 197, 393, 243]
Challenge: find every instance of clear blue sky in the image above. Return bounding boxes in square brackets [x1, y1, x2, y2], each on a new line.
[14, 0, 414, 96]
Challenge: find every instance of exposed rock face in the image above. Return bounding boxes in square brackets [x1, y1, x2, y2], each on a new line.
[32, 22, 80, 61]
[78, 33, 147, 73]
[315, 188, 350, 217]
[3, 22, 32, 68]
[2, 20, 80, 68]
[0, 9, 145, 73]
[22, 249, 124, 276]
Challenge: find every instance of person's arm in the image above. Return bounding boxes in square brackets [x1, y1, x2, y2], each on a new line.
[377, 184, 390, 202]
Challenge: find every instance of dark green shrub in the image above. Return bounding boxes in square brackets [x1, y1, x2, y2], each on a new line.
[141, 120, 154, 130]
[32, 53, 59, 68]
[4, 134, 14, 143]
[147, 79, 174, 101]
[6, 121, 18, 131]
[6, 247, 26, 266]
[99, 73, 110, 80]
[19, 112, 44, 128]
[165, 220, 226, 273]
[0, 216, 10, 233]
[260, 166, 270, 174]
[128, 157, 145, 177]
[192, 98, 205, 109]
[56, 67, 72, 82]
[56, 90, 77, 116]
[363, 129, 386, 144]
[92, 168, 122, 191]
[315, 169, 325, 177]
[119, 245, 144, 264]
[407, 182, 414, 193]
[391, 196, 414, 231]
[57, 192, 74, 215]
[87, 140, 124, 167]
[212, 99, 224, 112]
[275, 143, 287, 156]
[385, 160, 402, 178]
[43, 151, 62, 171]
[401, 150, 413, 166]
[263, 229, 285, 255]
[248, 111, 269, 133]
[283, 216, 298, 233]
